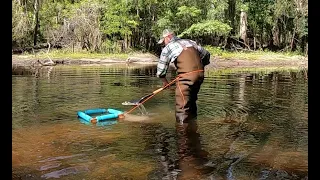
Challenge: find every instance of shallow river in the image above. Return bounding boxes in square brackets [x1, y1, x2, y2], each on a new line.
[12, 64, 308, 180]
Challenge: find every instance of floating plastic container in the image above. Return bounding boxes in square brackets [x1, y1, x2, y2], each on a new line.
[78, 118, 117, 127]
[77, 111, 93, 122]
[77, 108, 124, 124]
[84, 108, 107, 114]
[107, 109, 123, 115]
[96, 113, 118, 121]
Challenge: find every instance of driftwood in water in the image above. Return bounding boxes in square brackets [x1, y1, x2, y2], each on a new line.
[37, 60, 56, 66]
[35, 42, 57, 66]
[126, 57, 157, 64]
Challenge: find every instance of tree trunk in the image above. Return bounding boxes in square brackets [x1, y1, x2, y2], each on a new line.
[305, 43, 308, 57]
[124, 34, 128, 51]
[239, 11, 248, 46]
[290, 29, 296, 51]
[33, 0, 39, 46]
[226, 0, 236, 35]
[24, 0, 27, 14]
[272, 21, 280, 46]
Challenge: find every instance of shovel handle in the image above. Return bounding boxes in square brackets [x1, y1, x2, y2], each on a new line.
[153, 87, 164, 94]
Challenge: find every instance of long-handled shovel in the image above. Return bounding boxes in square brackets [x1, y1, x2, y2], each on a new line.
[122, 87, 165, 115]
[123, 74, 184, 115]
[122, 87, 164, 105]
[122, 87, 164, 115]
[137, 87, 164, 103]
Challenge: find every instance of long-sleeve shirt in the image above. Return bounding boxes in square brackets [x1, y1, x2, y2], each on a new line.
[156, 36, 210, 78]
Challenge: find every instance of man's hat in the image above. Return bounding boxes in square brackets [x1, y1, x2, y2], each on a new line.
[157, 29, 174, 44]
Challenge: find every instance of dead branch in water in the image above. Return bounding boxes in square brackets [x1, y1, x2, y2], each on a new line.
[36, 42, 56, 66]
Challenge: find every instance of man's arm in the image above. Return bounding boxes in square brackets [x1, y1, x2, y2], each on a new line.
[156, 47, 171, 87]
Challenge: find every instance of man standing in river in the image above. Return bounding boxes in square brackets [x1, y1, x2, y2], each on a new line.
[157, 29, 210, 124]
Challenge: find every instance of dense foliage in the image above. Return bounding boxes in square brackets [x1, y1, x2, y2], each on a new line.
[12, 0, 308, 54]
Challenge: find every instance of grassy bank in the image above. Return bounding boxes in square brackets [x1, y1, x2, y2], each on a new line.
[204, 46, 306, 61]
[14, 46, 307, 61]
[18, 49, 130, 60]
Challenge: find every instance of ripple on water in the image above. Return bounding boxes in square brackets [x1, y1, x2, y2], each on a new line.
[41, 166, 89, 179]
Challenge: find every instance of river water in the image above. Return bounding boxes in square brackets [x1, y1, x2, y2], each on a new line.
[12, 64, 308, 180]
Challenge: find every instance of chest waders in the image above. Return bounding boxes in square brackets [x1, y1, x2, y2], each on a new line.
[174, 46, 204, 124]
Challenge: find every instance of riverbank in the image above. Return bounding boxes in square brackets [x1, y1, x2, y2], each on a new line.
[12, 51, 308, 70]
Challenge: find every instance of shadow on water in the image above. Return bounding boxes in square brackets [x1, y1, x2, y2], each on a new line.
[172, 120, 216, 179]
[12, 65, 308, 179]
[140, 120, 216, 180]
[117, 119, 201, 180]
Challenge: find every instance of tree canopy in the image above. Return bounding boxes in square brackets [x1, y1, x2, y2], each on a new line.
[12, 0, 308, 54]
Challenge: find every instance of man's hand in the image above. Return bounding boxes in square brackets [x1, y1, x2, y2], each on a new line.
[161, 77, 169, 88]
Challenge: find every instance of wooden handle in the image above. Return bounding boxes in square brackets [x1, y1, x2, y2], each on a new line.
[153, 87, 164, 94]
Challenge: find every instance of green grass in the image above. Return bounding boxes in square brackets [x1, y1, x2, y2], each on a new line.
[16, 46, 306, 61]
[206, 66, 305, 75]
[204, 46, 305, 61]
[20, 49, 130, 60]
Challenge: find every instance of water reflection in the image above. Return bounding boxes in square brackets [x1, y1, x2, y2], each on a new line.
[174, 120, 215, 179]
